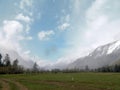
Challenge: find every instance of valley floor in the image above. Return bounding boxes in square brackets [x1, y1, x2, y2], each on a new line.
[0, 73, 120, 90]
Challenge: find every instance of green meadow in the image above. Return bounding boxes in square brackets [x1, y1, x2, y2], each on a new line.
[0, 73, 120, 90]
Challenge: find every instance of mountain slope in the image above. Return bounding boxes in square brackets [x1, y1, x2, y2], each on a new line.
[0, 46, 33, 68]
[68, 40, 120, 69]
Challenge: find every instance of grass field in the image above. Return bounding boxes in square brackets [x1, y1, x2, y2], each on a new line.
[0, 73, 120, 90]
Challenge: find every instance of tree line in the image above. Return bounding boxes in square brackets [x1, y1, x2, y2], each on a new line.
[0, 53, 40, 74]
[94, 64, 120, 72]
[0, 53, 120, 74]
[49, 64, 120, 73]
[0, 53, 24, 74]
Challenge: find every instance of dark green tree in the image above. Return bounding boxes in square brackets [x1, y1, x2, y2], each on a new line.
[85, 65, 89, 72]
[0, 53, 2, 66]
[32, 62, 39, 72]
[13, 59, 18, 67]
[3, 54, 11, 66]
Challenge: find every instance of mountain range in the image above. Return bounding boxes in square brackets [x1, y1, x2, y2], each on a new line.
[68, 40, 120, 69]
[0, 40, 120, 70]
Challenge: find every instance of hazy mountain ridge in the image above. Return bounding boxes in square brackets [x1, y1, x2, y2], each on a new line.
[1, 40, 120, 70]
[0, 46, 33, 68]
[68, 40, 120, 69]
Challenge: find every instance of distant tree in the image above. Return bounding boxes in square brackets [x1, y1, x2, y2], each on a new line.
[3, 54, 11, 66]
[95, 64, 120, 72]
[0, 53, 2, 66]
[25, 68, 31, 74]
[85, 65, 89, 72]
[13, 59, 18, 68]
[114, 64, 120, 72]
[17, 65, 24, 73]
[51, 69, 60, 73]
[32, 62, 39, 72]
[11, 59, 19, 73]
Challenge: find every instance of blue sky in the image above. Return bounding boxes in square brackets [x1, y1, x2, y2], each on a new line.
[0, 0, 120, 64]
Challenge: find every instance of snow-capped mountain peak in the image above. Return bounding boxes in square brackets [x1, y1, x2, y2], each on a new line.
[89, 40, 120, 58]
[68, 40, 120, 69]
[107, 40, 120, 54]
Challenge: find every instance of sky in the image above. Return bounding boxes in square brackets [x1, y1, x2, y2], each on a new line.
[0, 0, 120, 66]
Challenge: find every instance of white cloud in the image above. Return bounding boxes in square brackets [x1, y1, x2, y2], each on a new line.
[19, 0, 34, 17]
[3, 20, 23, 39]
[58, 14, 70, 31]
[18, 36, 33, 40]
[22, 50, 31, 59]
[38, 30, 54, 40]
[20, 0, 33, 10]
[0, 20, 33, 55]
[24, 50, 31, 55]
[16, 13, 31, 23]
[72, 0, 81, 14]
[15, 13, 32, 34]
[26, 24, 30, 34]
[0, 20, 23, 52]
[65, 14, 70, 22]
[58, 23, 70, 31]
[86, 0, 107, 21]
[26, 36, 33, 40]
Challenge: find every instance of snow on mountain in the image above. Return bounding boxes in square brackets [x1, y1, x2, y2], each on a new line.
[39, 40, 120, 70]
[1, 40, 120, 70]
[0, 46, 33, 68]
[107, 41, 120, 54]
[89, 41, 120, 57]
[68, 40, 120, 69]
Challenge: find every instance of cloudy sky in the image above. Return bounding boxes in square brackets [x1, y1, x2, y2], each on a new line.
[0, 0, 120, 65]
